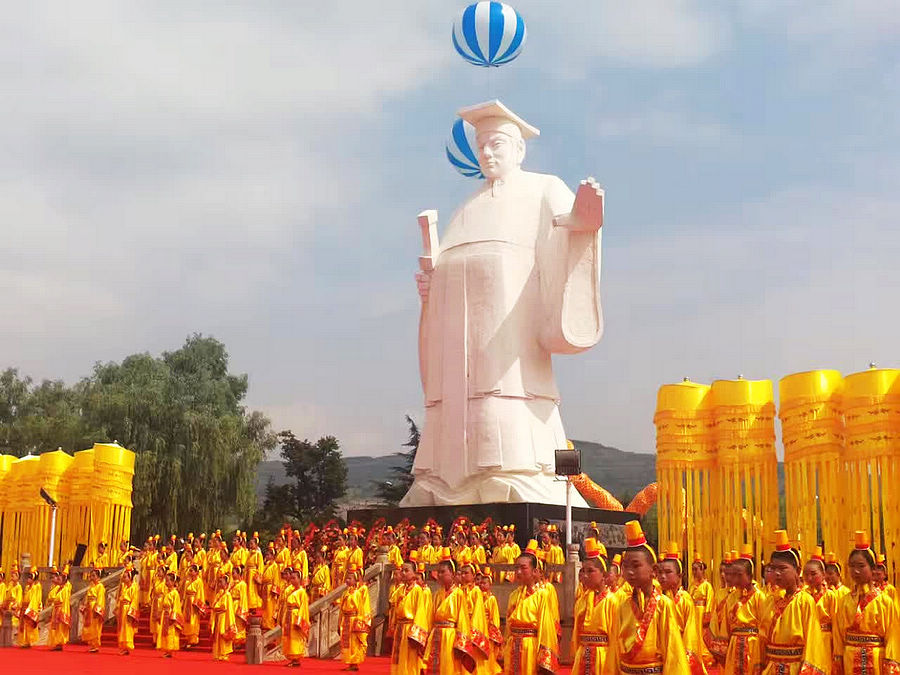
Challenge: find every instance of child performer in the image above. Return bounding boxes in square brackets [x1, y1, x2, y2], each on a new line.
[47, 566, 72, 651]
[211, 572, 237, 662]
[261, 545, 282, 631]
[340, 564, 371, 671]
[116, 564, 140, 654]
[18, 569, 42, 648]
[723, 545, 765, 675]
[802, 546, 834, 666]
[504, 550, 558, 675]
[571, 538, 614, 675]
[182, 563, 206, 649]
[659, 544, 707, 674]
[458, 550, 490, 675]
[478, 568, 503, 675]
[157, 571, 182, 658]
[391, 559, 430, 675]
[309, 546, 332, 602]
[608, 521, 688, 674]
[81, 567, 106, 652]
[426, 550, 474, 675]
[689, 554, 715, 671]
[831, 531, 900, 675]
[282, 568, 311, 668]
[230, 565, 250, 645]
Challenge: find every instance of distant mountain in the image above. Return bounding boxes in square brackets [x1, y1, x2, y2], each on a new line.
[255, 441, 656, 505]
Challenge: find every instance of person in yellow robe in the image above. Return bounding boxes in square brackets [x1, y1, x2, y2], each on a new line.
[310, 547, 332, 602]
[230, 565, 250, 645]
[81, 567, 107, 652]
[181, 564, 206, 648]
[230, 531, 249, 570]
[281, 567, 311, 667]
[179, 546, 196, 592]
[385, 527, 405, 570]
[659, 544, 707, 674]
[149, 564, 167, 640]
[261, 546, 282, 631]
[470, 532, 487, 567]
[392, 560, 431, 675]
[204, 537, 225, 602]
[140, 539, 158, 607]
[801, 547, 834, 667]
[459, 551, 491, 675]
[608, 521, 688, 675]
[832, 532, 900, 675]
[292, 540, 310, 582]
[332, 534, 350, 589]
[245, 534, 265, 616]
[347, 534, 364, 573]
[705, 556, 733, 667]
[47, 566, 72, 650]
[502, 529, 521, 583]
[571, 538, 613, 675]
[18, 570, 42, 648]
[504, 550, 558, 675]
[724, 547, 766, 675]
[758, 533, 829, 675]
[157, 572, 182, 657]
[546, 526, 565, 583]
[93, 541, 110, 568]
[162, 542, 178, 573]
[275, 533, 292, 574]
[3, 566, 22, 634]
[116, 565, 140, 654]
[479, 568, 503, 675]
[689, 555, 715, 671]
[340, 564, 371, 670]
[117, 539, 134, 566]
[426, 553, 474, 675]
[873, 554, 897, 602]
[0, 568, 7, 630]
[211, 572, 237, 662]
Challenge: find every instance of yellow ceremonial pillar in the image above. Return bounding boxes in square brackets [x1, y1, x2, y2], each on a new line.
[711, 378, 778, 576]
[7, 456, 40, 569]
[654, 380, 717, 572]
[91, 442, 136, 553]
[778, 370, 845, 560]
[66, 448, 95, 564]
[0, 455, 16, 570]
[843, 367, 900, 586]
[36, 449, 74, 566]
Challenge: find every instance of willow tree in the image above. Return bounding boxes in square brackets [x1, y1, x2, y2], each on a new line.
[79, 334, 275, 538]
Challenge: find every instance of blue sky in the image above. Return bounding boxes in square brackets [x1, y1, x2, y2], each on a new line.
[3, 2, 899, 459]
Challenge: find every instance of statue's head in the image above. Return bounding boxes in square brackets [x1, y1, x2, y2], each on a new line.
[459, 99, 539, 182]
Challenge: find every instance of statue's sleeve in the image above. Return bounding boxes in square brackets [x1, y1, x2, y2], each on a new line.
[537, 175, 603, 355]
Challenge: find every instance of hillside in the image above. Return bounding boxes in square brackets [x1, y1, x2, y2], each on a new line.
[255, 441, 656, 504]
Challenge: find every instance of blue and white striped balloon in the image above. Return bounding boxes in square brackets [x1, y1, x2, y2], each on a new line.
[452, 2, 526, 67]
[446, 118, 484, 179]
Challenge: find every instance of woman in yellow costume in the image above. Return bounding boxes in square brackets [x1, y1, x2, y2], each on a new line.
[478, 568, 503, 675]
[181, 563, 206, 649]
[502, 528, 520, 583]
[3, 566, 22, 634]
[245, 532, 265, 617]
[292, 537, 309, 581]
[347, 533, 365, 574]
[149, 563, 167, 641]
[340, 563, 372, 670]
[723, 546, 766, 675]
[689, 554, 715, 671]
[332, 533, 351, 589]
[282, 567, 311, 668]
[230, 564, 250, 645]
[571, 538, 614, 675]
[426, 552, 473, 675]
[607, 521, 688, 675]
[157, 571, 182, 658]
[47, 566, 72, 650]
[458, 550, 490, 675]
[140, 538, 158, 607]
[261, 545, 282, 631]
[830, 531, 900, 675]
[230, 531, 249, 570]
[116, 565, 140, 654]
[546, 526, 565, 583]
[18, 569, 43, 648]
[211, 572, 237, 662]
[658, 544, 707, 674]
[504, 548, 559, 675]
[81, 567, 106, 652]
[392, 559, 431, 675]
[384, 527, 405, 570]
[310, 546, 332, 602]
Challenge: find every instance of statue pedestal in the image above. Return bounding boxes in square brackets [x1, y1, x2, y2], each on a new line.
[347, 502, 637, 551]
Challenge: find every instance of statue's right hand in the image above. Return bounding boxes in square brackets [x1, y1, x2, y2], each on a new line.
[416, 271, 431, 302]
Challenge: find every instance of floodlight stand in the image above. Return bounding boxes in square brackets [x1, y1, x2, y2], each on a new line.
[565, 477, 573, 547]
[48, 505, 58, 567]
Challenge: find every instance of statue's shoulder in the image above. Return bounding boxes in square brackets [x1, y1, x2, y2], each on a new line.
[520, 170, 568, 190]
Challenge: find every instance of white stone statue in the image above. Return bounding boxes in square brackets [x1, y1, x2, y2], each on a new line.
[401, 100, 604, 507]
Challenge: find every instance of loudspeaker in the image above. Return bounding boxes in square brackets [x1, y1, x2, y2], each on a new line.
[554, 448, 581, 476]
[72, 543, 88, 567]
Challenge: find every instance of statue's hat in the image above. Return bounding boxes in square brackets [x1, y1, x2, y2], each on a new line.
[458, 99, 540, 140]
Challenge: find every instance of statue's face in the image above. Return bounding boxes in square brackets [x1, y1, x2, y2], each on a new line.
[477, 130, 523, 180]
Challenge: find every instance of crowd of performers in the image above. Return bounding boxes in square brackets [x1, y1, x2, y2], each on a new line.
[1, 514, 899, 674]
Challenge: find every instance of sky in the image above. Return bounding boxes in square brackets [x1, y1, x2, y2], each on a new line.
[3, 2, 899, 459]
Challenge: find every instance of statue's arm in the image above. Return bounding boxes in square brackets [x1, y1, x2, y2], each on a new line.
[416, 210, 438, 394]
[538, 177, 604, 355]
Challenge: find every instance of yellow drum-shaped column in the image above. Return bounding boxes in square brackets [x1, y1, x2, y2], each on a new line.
[36, 449, 74, 566]
[0, 455, 17, 570]
[842, 367, 900, 584]
[66, 449, 95, 564]
[712, 378, 778, 570]
[654, 380, 716, 568]
[7, 456, 40, 570]
[778, 370, 844, 560]
[91, 442, 136, 556]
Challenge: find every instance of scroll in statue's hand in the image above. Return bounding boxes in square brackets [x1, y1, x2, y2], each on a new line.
[415, 270, 432, 302]
[554, 177, 604, 232]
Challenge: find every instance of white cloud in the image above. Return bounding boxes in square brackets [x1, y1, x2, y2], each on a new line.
[595, 109, 736, 146]
[740, 0, 900, 46]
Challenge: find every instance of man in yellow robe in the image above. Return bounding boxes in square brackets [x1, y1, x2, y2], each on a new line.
[230, 565, 250, 644]
[607, 521, 688, 675]
[392, 560, 431, 675]
[261, 546, 282, 630]
[116, 565, 140, 654]
[504, 550, 558, 675]
[332, 534, 350, 589]
[18, 570, 43, 647]
[340, 564, 371, 670]
[182, 564, 206, 648]
[426, 554, 473, 675]
[211, 572, 237, 662]
[571, 539, 614, 675]
[245, 534, 265, 615]
[81, 567, 107, 652]
[282, 568, 311, 667]
[47, 566, 72, 650]
[156, 572, 182, 657]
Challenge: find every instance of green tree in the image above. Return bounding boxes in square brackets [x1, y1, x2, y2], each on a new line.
[374, 415, 419, 506]
[260, 432, 348, 526]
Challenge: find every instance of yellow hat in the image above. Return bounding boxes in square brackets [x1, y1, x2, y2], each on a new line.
[482, 565, 492, 577]
[624, 520, 657, 563]
[409, 550, 419, 563]
[723, 551, 734, 563]
[611, 554, 622, 567]
[525, 539, 539, 554]
[810, 546, 825, 566]
[584, 538, 602, 559]
[854, 531, 870, 550]
[876, 553, 887, 568]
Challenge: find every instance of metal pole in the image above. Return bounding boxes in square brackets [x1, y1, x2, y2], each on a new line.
[48, 506, 58, 567]
[565, 478, 573, 546]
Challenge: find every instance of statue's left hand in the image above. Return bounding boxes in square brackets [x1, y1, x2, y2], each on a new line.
[555, 177, 604, 232]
